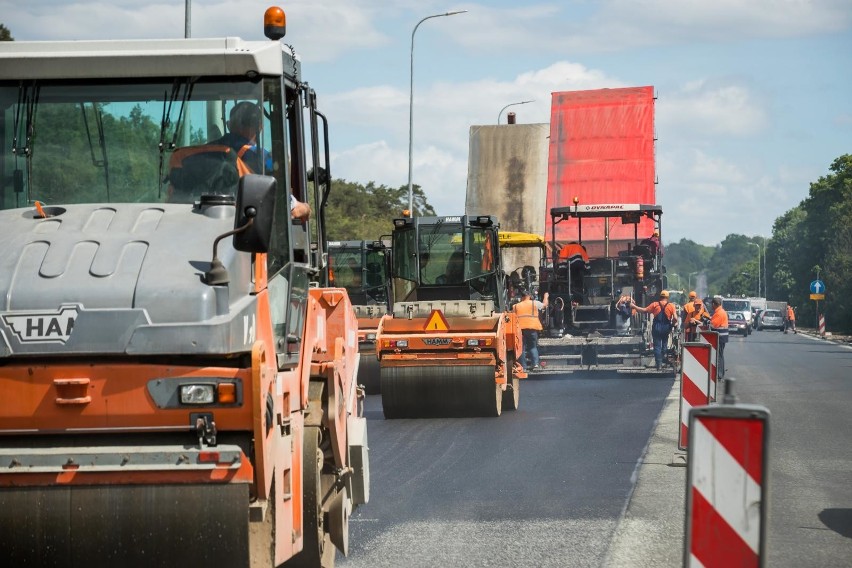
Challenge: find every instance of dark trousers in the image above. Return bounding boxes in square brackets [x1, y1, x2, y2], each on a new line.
[652, 331, 669, 367]
[521, 329, 540, 370]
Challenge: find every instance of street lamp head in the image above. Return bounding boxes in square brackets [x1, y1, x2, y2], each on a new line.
[445, 10, 468, 16]
[497, 99, 535, 124]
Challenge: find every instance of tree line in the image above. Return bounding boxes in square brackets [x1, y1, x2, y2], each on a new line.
[665, 154, 851, 333]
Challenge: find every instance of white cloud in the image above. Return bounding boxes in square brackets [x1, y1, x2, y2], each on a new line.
[326, 60, 625, 216]
[2, 0, 390, 59]
[658, 80, 769, 137]
[658, 149, 805, 245]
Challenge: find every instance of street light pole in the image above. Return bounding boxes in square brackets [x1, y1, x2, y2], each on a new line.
[407, 9, 467, 216]
[748, 242, 760, 297]
[669, 272, 681, 290]
[185, 0, 191, 38]
[765, 238, 768, 298]
[497, 100, 534, 124]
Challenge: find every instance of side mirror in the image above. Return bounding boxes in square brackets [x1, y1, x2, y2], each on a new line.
[233, 174, 276, 253]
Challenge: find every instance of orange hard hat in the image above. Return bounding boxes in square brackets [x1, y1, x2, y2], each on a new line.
[660, 290, 669, 298]
[689, 291, 697, 299]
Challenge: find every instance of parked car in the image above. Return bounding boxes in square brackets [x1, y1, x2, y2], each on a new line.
[757, 309, 785, 331]
[728, 311, 750, 336]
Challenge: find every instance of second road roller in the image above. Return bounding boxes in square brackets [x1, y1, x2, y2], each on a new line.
[375, 215, 526, 418]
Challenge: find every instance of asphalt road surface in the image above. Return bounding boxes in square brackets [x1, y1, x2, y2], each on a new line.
[339, 369, 674, 568]
[340, 330, 852, 567]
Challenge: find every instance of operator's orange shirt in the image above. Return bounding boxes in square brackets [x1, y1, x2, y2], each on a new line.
[710, 306, 728, 329]
[558, 243, 589, 263]
[647, 300, 677, 321]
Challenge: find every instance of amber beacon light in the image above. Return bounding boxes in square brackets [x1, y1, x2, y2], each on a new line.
[264, 6, 287, 40]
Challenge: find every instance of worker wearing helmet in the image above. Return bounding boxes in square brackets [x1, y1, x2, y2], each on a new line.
[682, 291, 709, 341]
[631, 290, 678, 369]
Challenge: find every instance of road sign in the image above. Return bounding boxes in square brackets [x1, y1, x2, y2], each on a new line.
[810, 293, 825, 301]
[810, 279, 825, 294]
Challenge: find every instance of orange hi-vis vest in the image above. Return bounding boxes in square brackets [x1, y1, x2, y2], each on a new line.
[513, 299, 543, 331]
[167, 143, 254, 200]
[559, 243, 589, 263]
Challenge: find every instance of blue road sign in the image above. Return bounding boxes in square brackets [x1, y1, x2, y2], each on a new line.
[810, 279, 826, 294]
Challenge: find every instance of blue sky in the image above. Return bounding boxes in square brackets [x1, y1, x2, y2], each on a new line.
[3, 0, 850, 246]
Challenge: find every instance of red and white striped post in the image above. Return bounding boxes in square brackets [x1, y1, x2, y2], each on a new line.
[685, 404, 770, 567]
[819, 313, 826, 336]
[698, 329, 719, 402]
[678, 342, 712, 450]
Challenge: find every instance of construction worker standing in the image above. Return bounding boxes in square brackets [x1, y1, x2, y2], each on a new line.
[682, 291, 710, 341]
[512, 289, 549, 372]
[785, 303, 797, 334]
[631, 290, 678, 369]
[709, 296, 729, 378]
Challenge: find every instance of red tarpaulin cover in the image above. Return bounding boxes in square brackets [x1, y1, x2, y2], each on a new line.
[546, 86, 656, 253]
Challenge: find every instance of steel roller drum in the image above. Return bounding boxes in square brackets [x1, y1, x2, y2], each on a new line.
[380, 364, 501, 418]
[0, 483, 250, 567]
[359, 352, 381, 394]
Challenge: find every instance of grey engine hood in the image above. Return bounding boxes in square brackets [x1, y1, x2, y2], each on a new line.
[0, 202, 258, 357]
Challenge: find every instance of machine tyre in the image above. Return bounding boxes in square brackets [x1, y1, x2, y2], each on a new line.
[501, 356, 521, 410]
[285, 426, 336, 568]
[359, 352, 381, 394]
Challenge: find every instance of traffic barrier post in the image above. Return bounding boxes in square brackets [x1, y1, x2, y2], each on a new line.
[819, 313, 826, 337]
[684, 401, 770, 567]
[678, 342, 712, 450]
[698, 329, 719, 402]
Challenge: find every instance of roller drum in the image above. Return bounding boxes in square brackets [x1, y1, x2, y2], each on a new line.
[381, 364, 501, 418]
[359, 351, 381, 394]
[0, 483, 250, 568]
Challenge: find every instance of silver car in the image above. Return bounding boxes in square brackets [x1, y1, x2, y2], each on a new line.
[758, 309, 784, 331]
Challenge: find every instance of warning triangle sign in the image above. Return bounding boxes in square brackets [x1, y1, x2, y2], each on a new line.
[424, 309, 449, 332]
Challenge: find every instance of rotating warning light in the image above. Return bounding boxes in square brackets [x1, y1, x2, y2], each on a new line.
[264, 7, 287, 40]
[573, 196, 579, 205]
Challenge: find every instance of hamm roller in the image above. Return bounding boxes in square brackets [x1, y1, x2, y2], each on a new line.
[376, 215, 525, 419]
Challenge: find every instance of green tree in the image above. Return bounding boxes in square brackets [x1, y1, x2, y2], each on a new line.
[765, 154, 852, 332]
[801, 155, 852, 331]
[322, 179, 435, 241]
[0, 24, 13, 41]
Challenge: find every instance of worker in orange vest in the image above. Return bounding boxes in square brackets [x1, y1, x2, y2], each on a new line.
[682, 291, 710, 341]
[512, 289, 549, 372]
[709, 296, 729, 378]
[784, 303, 797, 334]
[558, 242, 590, 266]
[631, 290, 678, 369]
